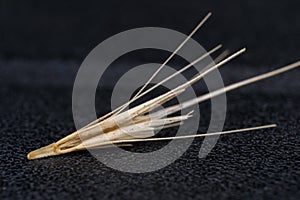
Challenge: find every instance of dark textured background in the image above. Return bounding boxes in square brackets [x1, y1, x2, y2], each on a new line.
[1, 0, 300, 199]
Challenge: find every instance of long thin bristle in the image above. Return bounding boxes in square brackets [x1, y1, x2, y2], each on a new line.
[81, 12, 213, 129]
[132, 12, 212, 99]
[214, 49, 230, 64]
[181, 60, 300, 109]
[114, 44, 223, 116]
[149, 60, 300, 118]
[82, 124, 277, 148]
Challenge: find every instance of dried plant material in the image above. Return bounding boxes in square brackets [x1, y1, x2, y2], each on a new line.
[27, 58, 300, 160]
[27, 13, 300, 160]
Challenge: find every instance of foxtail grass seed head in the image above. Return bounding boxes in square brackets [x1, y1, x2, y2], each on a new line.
[27, 13, 300, 160]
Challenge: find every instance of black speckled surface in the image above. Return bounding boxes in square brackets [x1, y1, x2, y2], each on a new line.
[1, 61, 300, 199]
[1, 0, 300, 199]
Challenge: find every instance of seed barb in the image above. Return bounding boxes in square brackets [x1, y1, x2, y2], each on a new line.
[27, 60, 300, 160]
[26, 14, 300, 160]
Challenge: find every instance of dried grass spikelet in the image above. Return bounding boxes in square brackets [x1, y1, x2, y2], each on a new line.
[27, 13, 300, 160]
